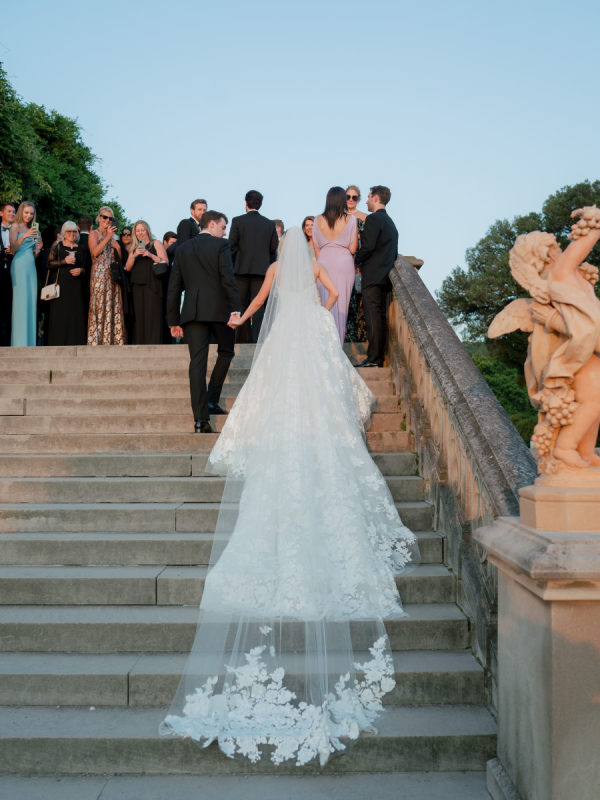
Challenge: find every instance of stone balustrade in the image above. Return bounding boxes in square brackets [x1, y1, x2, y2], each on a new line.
[386, 257, 537, 705]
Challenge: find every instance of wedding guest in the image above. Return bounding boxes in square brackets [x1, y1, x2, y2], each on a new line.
[0, 202, 16, 346]
[46, 221, 87, 345]
[345, 185, 368, 343]
[9, 201, 42, 346]
[312, 186, 358, 345]
[274, 219, 284, 240]
[118, 226, 132, 257]
[163, 231, 177, 265]
[161, 232, 178, 342]
[346, 185, 368, 225]
[125, 220, 168, 344]
[117, 225, 135, 343]
[167, 210, 241, 431]
[177, 199, 207, 244]
[302, 215, 315, 259]
[77, 214, 92, 279]
[229, 190, 278, 343]
[87, 206, 125, 345]
[355, 186, 398, 367]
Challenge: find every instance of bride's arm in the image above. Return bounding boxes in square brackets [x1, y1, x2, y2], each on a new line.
[230, 262, 277, 327]
[314, 262, 339, 310]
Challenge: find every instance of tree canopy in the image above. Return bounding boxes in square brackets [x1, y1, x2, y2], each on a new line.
[0, 62, 127, 230]
[436, 181, 600, 368]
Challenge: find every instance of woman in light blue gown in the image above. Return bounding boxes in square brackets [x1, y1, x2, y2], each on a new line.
[10, 201, 41, 346]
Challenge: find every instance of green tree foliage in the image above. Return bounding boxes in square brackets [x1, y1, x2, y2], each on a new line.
[467, 343, 537, 443]
[436, 181, 600, 369]
[0, 62, 127, 230]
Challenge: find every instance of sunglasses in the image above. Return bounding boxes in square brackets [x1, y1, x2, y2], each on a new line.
[99, 214, 114, 221]
[346, 194, 359, 201]
[122, 232, 131, 236]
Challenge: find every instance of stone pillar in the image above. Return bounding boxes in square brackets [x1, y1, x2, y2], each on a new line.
[475, 474, 600, 800]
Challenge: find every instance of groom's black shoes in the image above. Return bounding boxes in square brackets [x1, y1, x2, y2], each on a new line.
[356, 359, 381, 368]
[208, 403, 228, 415]
[195, 419, 214, 434]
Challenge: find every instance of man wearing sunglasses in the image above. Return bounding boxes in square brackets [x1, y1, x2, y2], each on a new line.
[355, 185, 398, 368]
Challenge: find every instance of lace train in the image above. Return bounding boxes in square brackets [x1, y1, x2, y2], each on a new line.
[160, 228, 418, 766]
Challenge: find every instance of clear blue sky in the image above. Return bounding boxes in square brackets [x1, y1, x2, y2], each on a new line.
[2, 0, 598, 295]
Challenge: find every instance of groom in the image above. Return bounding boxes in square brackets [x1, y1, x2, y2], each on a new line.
[355, 185, 398, 368]
[167, 211, 241, 433]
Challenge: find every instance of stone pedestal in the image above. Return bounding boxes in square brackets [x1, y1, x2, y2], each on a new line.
[475, 480, 600, 800]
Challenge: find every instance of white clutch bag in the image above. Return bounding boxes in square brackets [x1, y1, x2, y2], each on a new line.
[41, 272, 60, 301]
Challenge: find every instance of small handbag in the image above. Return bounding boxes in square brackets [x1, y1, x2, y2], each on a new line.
[41, 270, 60, 301]
[152, 261, 168, 277]
[354, 271, 362, 294]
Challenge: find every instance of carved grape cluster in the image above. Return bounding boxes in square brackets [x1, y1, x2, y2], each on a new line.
[541, 394, 578, 427]
[569, 205, 600, 240]
[578, 261, 599, 285]
[531, 422, 555, 457]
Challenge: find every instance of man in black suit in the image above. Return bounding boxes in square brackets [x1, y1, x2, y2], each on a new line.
[355, 186, 398, 367]
[167, 211, 241, 433]
[77, 215, 93, 318]
[176, 198, 207, 245]
[228, 190, 278, 343]
[0, 202, 16, 346]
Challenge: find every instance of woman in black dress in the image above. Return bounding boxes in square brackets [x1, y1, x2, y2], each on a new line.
[46, 220, 87, 345]
[124, 220, 169, 344]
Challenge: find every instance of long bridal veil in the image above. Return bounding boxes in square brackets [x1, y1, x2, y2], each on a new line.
[159, 227, 419, 766]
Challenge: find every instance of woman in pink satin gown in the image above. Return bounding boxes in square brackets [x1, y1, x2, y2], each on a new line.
[312, 186, 358, 345]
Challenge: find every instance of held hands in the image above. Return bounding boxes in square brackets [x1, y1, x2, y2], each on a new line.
[227, 312, 242, 329]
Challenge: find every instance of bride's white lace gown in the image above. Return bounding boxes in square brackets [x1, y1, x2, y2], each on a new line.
[160, 228, 418, 766]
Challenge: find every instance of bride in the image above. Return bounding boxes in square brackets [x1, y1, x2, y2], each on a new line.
[160, 227, 418, 766]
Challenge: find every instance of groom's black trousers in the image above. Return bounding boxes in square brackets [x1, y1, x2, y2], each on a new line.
[183, 321, 235, 421]
[362, 280, 391, 365]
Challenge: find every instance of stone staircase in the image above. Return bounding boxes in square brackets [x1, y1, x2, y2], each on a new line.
[0, 344, 495, 784]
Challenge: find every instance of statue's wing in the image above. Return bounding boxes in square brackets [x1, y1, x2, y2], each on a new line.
[488, 298, 534, 338]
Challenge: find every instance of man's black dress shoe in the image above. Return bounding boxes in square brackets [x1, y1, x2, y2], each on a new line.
[356, 359, 381, 368]
[208, 403, 228, 415]
[194, 419, 214, 434]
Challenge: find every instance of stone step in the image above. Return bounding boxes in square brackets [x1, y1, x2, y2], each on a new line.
[0, 474, 424, 504]
[0, 344, 258, 358]
[0, 604, 469, 653]
[15, 393, 399, 418]
[0, 500, 432, 533]
[0, 410, 399, 435]
[0, 398, 24, 416]
[0, 383, 207, 400]
[0, 433, 219, 454]
[0, 705, 496, 774]
[0, 650, 484, 708]
[0, 365, 392, 387]
[0, 772, 490, 800]
[0, 530, 443, 567]
[0, 564, 452, 606]
[1, 343, 362, 359]
[0, 451, 417, 478]
[0, 429, 411, 455]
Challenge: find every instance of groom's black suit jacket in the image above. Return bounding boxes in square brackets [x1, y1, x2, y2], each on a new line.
[355, 209, 399, 289]
[166, 233, 241, 325]
[228, 210, 278, 277]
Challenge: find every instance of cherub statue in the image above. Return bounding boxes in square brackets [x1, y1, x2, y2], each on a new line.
[488, 206, 600, 473]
